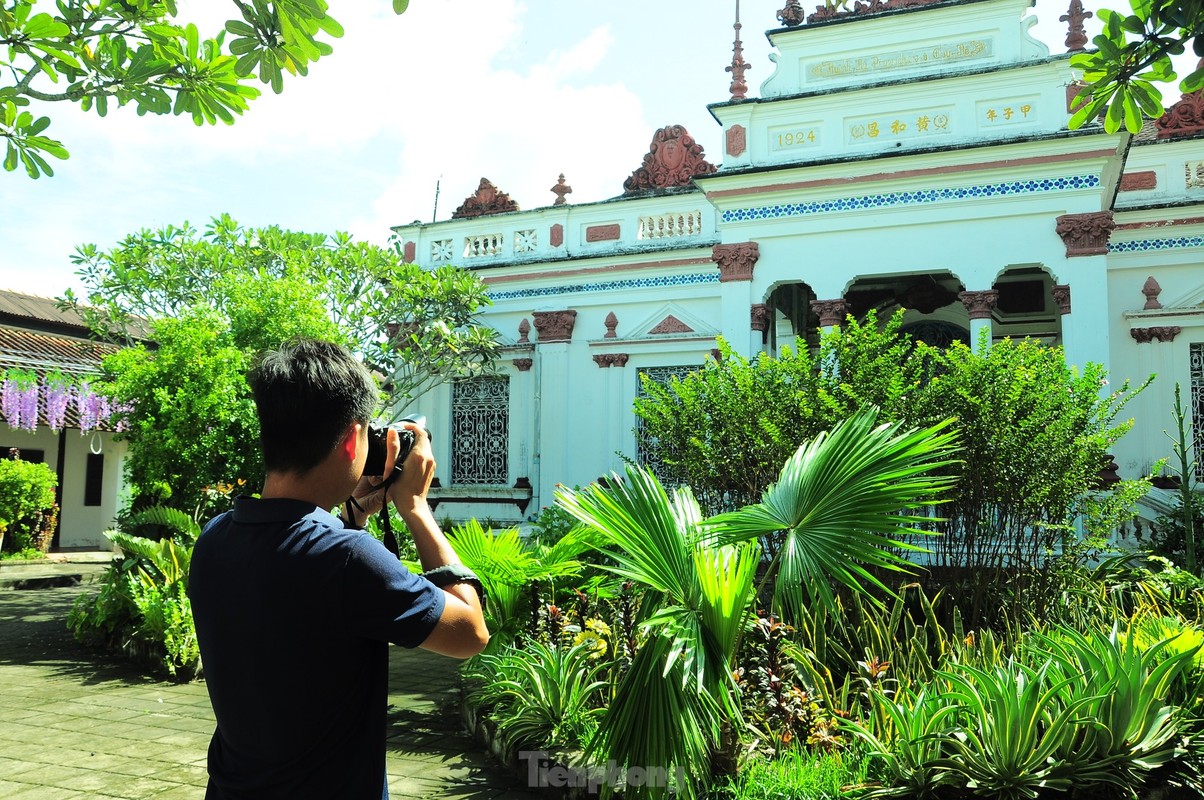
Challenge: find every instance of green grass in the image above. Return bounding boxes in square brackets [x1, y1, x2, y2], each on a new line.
[0, 547, 47, 561]
[719, 747, 873, 800]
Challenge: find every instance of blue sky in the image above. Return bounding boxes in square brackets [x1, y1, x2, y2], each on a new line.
[0, 0, 1141, 299]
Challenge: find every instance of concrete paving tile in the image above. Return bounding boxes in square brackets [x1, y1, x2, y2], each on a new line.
[6, 762, 93, 789]
[150, 785, 208, 800]
[1, 783, 89, 800]
[0, 757, 37, 779]
[147, 762, 208, 785]
[0, 584, 538, 799]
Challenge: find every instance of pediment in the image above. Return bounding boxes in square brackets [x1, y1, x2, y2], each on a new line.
[1164, 284, 1204, 309]
[625, 304, 719, 340]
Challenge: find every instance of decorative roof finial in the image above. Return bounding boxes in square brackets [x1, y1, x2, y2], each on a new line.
[1060, 0, 1093, 52]
[777, 0, 805, 26]
[551, 174, 572, 206]
[726, 0, 750, 101]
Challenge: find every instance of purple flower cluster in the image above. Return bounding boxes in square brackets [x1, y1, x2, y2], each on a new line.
[76, 381, 107, 435]
[1, 377, 23, 430]
[1, 373, 40, 432]
[42, 376, 73, 432]
[18, 383, 38, 432]
[1, 372, 128, 435]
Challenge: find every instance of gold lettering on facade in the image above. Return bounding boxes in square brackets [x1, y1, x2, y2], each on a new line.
[808, 38, 992, 81]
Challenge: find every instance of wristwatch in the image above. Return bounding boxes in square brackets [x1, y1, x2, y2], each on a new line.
[422, 564, 487, 610]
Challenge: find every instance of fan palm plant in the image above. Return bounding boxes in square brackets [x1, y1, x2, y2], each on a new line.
[707, 409, 959, 622]
[554, 407, 959, 797]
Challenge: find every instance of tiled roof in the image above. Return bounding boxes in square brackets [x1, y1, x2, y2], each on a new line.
[0, 325, 116, 377]
[0, 289, 92, 333]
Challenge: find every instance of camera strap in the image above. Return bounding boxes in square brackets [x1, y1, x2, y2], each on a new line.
[377, 463, 406, 559]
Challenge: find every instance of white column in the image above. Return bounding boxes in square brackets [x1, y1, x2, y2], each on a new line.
[713, 242, 761, 358]
[1054, 263, 1110, 372]
[959, 290, 998, 353]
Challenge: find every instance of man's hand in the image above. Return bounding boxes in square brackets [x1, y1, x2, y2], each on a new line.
[386, 422, 436, 518]
[346, 427, 401, 527]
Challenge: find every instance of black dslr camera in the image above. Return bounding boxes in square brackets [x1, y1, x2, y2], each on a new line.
[363, 415, 429, 478]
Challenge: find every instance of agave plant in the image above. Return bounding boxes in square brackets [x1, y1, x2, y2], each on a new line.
[932, 659, 1088, 800]
[1034, 626, 1197, 790]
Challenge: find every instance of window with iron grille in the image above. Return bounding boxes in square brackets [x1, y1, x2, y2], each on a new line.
[635, 365, 697, 487]
[451, 377, 509, 484]
[1192, 343, 1204, 480]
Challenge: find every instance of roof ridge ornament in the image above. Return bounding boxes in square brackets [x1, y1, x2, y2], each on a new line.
[451, 178, 519, 219]
[777, 0, 806, 26]
[1156, 60, 1204, 138]
[1060, 0, 1092, 52]
[622, 125, 717, 194]
[807, 0, 942, 24]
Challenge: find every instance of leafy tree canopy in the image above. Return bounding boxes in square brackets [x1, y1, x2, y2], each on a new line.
[62, 213, 500, 412]
[1072, 0, 1204, 132]
[1, 0, 408, 177]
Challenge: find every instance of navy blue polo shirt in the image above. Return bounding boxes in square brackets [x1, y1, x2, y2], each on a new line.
[189, 496, 445, 800]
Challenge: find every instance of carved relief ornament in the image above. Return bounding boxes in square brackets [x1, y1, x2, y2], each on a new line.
[532, 310, 577, 343]
[807, 0, 942, 24]
[712, 242, 760, 282]
[751, 304, 772, 332]
[1051, 284, 1071, 315]
[623, 125, 717, 194]
[452, 178, 519, 219]
[1055, 211, 1115, 257]
[726, 125, 747, 157]
[1130, 326, 1182, 343]
[959, 290, 999, 320]
[512, 358, 533, 372]
[1156, 86, 1204, 138]
[593, 353, 630, 368]
[810, 299, 850, 328]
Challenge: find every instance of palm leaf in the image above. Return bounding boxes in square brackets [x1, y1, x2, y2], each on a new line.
[708, 408, 959, 617]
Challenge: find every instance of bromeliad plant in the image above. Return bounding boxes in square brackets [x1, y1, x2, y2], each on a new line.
[554, 408, 959, 797]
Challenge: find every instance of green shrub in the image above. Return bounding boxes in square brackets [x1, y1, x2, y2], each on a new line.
[68, 509, 199, 681]
[0, 458, 58, 553]
[635, 312, 1147, 628]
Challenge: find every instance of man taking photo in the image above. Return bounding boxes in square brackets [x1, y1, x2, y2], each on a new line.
[189, 337, 489, 799]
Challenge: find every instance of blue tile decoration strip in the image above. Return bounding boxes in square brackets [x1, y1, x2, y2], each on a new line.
[489, 271, 719, 302]
[1110, 236, 1204, 253]
[721, 174, 1101, 223]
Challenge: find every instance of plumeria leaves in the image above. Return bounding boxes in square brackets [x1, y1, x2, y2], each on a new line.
[2, 1, 410, 176]
[1069, 0, 1204, 134]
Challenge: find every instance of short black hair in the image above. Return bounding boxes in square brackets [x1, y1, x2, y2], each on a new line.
[248, 338, 380, 475]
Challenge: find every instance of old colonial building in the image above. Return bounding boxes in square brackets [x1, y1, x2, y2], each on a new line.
[392, 0, 1204, 523]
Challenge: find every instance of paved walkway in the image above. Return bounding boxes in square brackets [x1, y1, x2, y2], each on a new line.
[0, 583, 536, 799]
